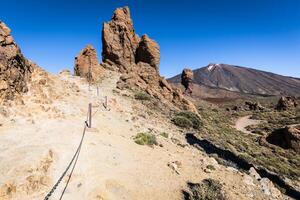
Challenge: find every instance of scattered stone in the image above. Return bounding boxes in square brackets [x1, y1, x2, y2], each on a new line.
[276, 96, 298, 110]
[249, 167, 261, 180]
[167, 161, 182, 175]
[242, 174, 255, 186]
[259, 178, 282, 198]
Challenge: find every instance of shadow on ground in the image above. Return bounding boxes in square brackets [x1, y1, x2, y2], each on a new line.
[185, 133, 300, 199]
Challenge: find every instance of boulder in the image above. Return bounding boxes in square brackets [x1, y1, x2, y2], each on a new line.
[259, 178, 282, 198]
[266, 126, 300, 152]
[245, 101, 264, 111]
[276, 96, 297, 110]
[283, 126, 300, 152]
[74, 45, 102, 82]
[102, 6, 140, 69]
[0, 20, 32, 102]
[135, 34, 160, 71]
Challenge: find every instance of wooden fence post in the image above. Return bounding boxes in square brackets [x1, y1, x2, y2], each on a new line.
[88, 103, 92, 128]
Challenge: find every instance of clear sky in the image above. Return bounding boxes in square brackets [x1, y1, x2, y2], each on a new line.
[1, 0, 299, 78]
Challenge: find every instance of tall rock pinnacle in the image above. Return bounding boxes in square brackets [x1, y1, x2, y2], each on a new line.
[102, 6, 140, 68]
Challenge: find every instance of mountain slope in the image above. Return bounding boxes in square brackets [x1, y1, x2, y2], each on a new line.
[168, 64, 300, 96]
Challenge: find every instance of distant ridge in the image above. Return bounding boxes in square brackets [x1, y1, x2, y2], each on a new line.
[168, 63, 300, 97]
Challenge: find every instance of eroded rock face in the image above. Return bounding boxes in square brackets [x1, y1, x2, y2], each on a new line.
[102, 6, 140, 69]
[0, 21, 32, 102]
[103, 7, 196, 112]
[245, 101, 264, 111]
[276, 96, 297, 110]
[266, 126, 300, 152]
[74, 45, 102, 82]
[181, 68, 194, 88]
[135, 34, 160, 71]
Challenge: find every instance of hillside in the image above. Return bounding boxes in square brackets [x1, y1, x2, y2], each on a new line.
[1, 6, 299, 200]
[168, 63, 300, 97]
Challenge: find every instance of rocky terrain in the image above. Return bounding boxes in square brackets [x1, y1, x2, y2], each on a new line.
[168, 63, 300, 99]
[0, 21, 33, 103]
[0, 6, 299, 200]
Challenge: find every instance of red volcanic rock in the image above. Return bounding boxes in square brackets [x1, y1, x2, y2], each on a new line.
[0, 21, 32, 102]
[74, 45, 102, 82]
[276, 96, 298, 111]
[102, 6, 140, 69]
[135, 34, 160, 71]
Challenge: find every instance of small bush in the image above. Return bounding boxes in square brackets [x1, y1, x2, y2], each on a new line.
[160, 132, 169, 138]
[206, 165, 216, 170]
[183, 178, 226, 200]
[134, 91, 151, 101]
[172, 116, 193, 128]
[173, 111, 202, 129]
[134, 133, 157, 146]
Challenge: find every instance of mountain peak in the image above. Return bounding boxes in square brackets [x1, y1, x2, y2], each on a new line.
[206, 63, 223, 71]
[168, 64, 300, 97]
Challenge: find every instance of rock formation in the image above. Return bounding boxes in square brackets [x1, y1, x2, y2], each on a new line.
[135, 34, 160, 71]
[0, 21, 32, 102]
[74, 45, 102, 82]
[181, 68, 194, 90]
[102, 6, 196, 112]
[245, 101, 264, 111]
[102, 6, 140, 69]
[266, 126, 300, 152]
[276, 96, 298, 110]
[284, 126, 300, 153]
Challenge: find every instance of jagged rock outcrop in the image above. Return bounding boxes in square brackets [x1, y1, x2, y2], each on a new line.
[74, 45, 102, 82]
[276, 96, 298, 110]
[245, 101, 264, 111]
[135, 34, 160, 71]
[102, 6, 196, 112]
[266, 126, 300, 152]
[181, 68, 194, 89]
[102, 6, 140, 69]
[0, 21, 32, 102]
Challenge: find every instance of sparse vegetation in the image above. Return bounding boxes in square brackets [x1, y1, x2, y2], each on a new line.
[134, 91, 151, 101]
[172, 111, 202, 129]
[160, 132, 169, 138]
[206, 165, 216, 170]
[173, 116, 193, 128]
[134, 132, 157, 146]
[195, 100, 300, 181]
[183, 179, 226, 200]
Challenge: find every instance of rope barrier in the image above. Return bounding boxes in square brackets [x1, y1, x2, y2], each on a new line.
[44, 83, 110, 199]
[44, 113, 89, 199]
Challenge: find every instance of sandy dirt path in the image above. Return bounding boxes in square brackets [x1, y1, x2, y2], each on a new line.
[234, 115, 261, 134]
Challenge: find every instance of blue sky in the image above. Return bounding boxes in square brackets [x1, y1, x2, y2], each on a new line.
[1, 0, 299, 78]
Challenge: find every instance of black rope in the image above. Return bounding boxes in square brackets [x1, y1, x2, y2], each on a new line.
[59, 125, 86, 200]
[44, 123, 87, 200]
